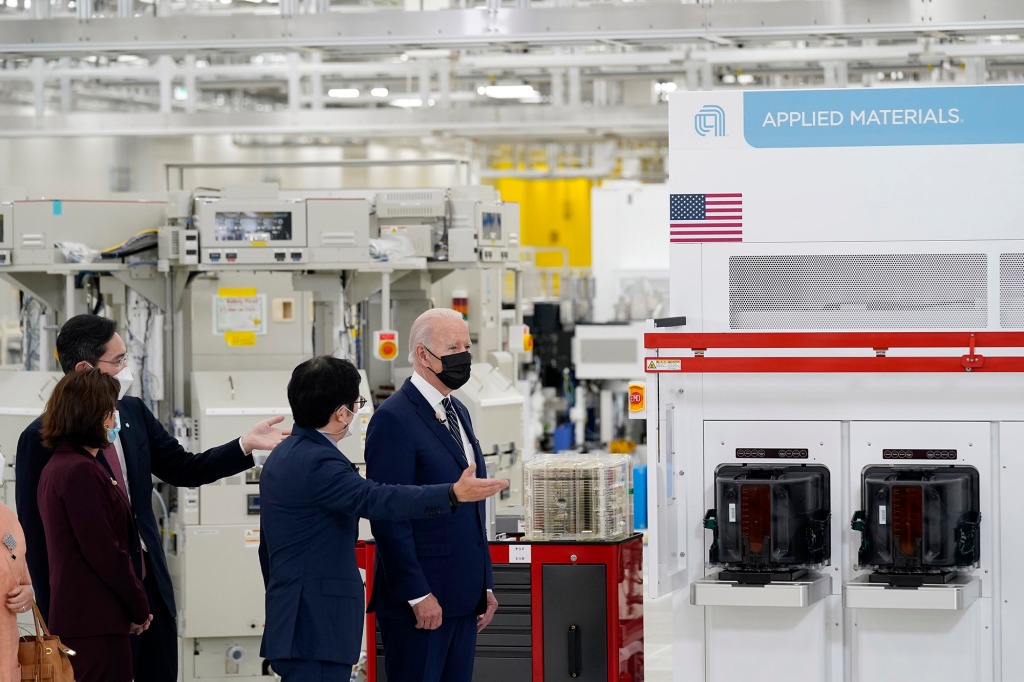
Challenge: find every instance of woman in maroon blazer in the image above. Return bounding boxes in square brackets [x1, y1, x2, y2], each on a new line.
[37, 369, 152, 682]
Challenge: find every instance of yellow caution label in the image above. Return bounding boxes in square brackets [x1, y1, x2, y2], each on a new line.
[224, 331, 256, 347]
[218, 287, 258, 297]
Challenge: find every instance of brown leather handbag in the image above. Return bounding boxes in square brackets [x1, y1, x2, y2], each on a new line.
[18, 602, 75, 682]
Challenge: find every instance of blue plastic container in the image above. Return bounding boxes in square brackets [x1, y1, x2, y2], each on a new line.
[633, 464, 648, 530]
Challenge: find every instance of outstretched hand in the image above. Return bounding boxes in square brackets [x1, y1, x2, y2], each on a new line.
[241, 415, 291, 454]
[452, 462, 509, 503]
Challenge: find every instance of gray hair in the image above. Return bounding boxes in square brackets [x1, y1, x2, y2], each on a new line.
[408, 308, 466, 363]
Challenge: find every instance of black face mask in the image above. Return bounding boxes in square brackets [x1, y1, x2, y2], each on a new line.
[425, 348, 472, 391]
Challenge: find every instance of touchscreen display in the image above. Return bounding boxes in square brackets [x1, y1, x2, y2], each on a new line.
[214, 211, 292, 242]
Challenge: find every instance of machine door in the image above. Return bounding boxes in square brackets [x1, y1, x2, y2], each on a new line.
[646, 368, 691, 597]
[542, 565, 608, 682]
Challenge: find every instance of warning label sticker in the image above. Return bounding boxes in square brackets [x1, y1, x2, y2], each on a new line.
[645, 358, 682, 372]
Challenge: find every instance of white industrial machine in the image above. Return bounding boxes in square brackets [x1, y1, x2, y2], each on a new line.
[0, 181, 528, 682]
[0, 369, 62, 508]
[645, 84, 1024, 682]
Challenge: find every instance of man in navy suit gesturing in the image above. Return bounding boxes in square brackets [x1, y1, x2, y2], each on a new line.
[258, 356, 507, 681]
[16, 314, 289, 682]
[366, 308, 500, 682]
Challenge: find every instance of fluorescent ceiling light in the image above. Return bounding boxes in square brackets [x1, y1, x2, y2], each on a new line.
[371, 87, 389, 97]
[479, 84, 537, 99]
[389, 98, 423, 108]
[328, 88, 360, 99]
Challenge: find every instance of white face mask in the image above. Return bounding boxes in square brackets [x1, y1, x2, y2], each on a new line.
[114, 366, 134, 400]
[318, 407, 354, 442]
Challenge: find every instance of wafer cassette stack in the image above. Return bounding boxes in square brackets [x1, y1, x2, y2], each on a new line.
[523, 453, 633, 541]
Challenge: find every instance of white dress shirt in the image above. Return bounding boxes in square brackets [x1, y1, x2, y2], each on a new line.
[410, 371, 472, 461]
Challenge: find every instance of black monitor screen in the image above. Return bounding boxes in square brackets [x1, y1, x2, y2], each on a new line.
[214, 211, 293, 242]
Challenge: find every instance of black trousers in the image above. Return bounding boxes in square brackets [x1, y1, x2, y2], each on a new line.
[272, 658, 353, 682]
[378, 613, 478, 682]
[131, 553, 178, 682]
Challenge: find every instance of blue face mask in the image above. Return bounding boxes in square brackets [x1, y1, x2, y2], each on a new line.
[106, 411, 122, 445]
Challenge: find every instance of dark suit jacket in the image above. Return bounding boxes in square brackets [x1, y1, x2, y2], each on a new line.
[365, 378, 493, 622]
[16, 395, 254, 620]
[37, 441, 149, 636]
[258, 425, 455, 664]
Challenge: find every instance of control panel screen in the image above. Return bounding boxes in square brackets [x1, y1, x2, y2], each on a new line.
[481, 211, 502, 241]
[215, 211, 293, 242]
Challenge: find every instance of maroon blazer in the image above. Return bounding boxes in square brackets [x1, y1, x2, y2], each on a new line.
[37, 442, 149, 637]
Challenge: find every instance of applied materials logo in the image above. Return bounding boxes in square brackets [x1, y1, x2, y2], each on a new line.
[694, 104, 726, 137]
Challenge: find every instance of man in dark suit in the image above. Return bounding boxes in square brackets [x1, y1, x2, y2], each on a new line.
[258, 356, 507, 681]
[366, 308, 500, 682]
[16, 314, 289, 682]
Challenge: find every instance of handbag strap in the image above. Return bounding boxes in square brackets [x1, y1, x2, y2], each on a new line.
[30, 601, 51, 638]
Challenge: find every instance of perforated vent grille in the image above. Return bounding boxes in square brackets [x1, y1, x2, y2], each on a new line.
[1000, 254, 1024, 328]
[729, 254, 987, 330]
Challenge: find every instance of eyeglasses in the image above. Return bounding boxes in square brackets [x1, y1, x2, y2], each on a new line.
[351, 396, 368, 411]
[97, 354, 129, 369]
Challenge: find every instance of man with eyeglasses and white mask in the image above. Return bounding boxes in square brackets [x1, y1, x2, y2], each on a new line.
[257, 355, 508, 681]
[15, 314, 290, 682]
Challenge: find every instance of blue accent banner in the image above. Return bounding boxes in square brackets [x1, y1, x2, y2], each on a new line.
[743, 86, 1024, 148]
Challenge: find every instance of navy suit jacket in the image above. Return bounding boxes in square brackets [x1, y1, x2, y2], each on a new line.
[365, 378, 493, 622]
[37, 442, 150, 637]
[16, 395, 254, 620]
[258, 425, 454, 665]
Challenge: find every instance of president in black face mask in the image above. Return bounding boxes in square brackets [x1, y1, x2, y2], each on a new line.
[364, 308, 499, 682]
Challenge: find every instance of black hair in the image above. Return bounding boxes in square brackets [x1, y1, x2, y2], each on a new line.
[55, 315, 118, 375]
[287, 356, 361, 429]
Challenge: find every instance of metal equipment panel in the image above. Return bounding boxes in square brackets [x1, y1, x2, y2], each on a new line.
[999, 422, 1024, 679]
[706, 598, 834, 682]
[542, 564, 608, 682]
[179, 524, 265, 638]
[929, 0, 1024, 24]
[573, 323, 646, 380]
[645, 367, 690, 598]
[11, 200, 167, 266]
[850, 600, 989, 681]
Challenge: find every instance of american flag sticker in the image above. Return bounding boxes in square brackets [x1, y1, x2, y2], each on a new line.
[669, 193, 743, 243]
